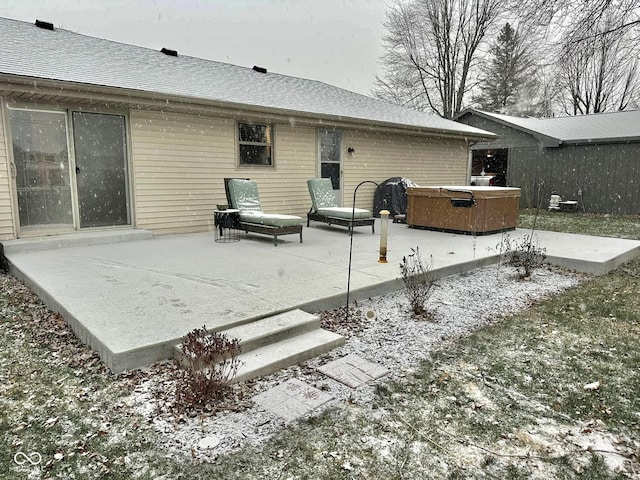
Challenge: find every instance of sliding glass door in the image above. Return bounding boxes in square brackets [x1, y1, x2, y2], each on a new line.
[72, 112, 129, 228]
[9, 108, 130, 233]
[10, 109, 74, 230]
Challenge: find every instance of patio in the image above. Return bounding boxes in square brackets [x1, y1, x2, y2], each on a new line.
[3, 222, 639, 374]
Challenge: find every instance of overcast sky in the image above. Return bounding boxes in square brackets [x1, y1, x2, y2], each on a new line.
[0, 0, 389, 96]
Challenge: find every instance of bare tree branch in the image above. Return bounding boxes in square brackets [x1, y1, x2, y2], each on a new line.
[373, 0, 506, 118]
[557, 3, 640, 114]
[373, 0, 640, 116]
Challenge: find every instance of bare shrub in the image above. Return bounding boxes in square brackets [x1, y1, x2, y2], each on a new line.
[174, 325, 241, 410]
[498, 233, 547, 280]
[399, 247, 434, 317]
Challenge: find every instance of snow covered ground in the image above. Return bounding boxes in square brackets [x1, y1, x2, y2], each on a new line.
[129, 264, 585, 463]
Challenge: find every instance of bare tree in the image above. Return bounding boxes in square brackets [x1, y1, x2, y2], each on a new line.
[375, 0, 639, 117]
[374, 0, 507, 118]
[535, 68, 562, 117]
[511, 0, 640, 114]
[515, 0, 640, 38]
[557, 5, 640, 114]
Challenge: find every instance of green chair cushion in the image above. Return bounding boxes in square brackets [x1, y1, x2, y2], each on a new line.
[308, 178, 338, 210]
[308, 178, 373, 217]
[317, 207, 372, 220]
[240, 212, 303, 227]
[227, 179, 263, 212]
[228, 179, 303, 226]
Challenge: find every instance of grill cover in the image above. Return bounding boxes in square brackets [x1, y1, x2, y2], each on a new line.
[373, 177, 417, 217]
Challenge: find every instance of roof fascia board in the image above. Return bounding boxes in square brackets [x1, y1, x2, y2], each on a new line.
[462, 109, 560, 147]
[0, 74, 494, 142]
[562, 137, 640, 145]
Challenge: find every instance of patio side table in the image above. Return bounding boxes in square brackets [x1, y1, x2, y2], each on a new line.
[214, 209, 240, 243]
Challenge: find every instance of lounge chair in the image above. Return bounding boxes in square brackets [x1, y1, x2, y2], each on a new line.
[225, 178, 303, 246]
[307, 178, 375, 234]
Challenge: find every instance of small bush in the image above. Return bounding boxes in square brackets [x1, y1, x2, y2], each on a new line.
[400, 247, 434, 317]
[174, 325, 241, 410]
[498, 233, 547, 279]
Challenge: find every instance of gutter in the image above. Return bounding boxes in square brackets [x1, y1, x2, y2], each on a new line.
[561, 136, 640, 145]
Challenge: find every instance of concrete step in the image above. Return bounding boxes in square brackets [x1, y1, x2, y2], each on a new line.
[224, 309, 320, 354]
[173, 309, 320, 361]
[2, 229, 154, 254]
[173, 309, 344, 382]
[233, 328, 345, 383]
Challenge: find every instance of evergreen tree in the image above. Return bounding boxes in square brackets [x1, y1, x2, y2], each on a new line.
[475, 23, 539, 115]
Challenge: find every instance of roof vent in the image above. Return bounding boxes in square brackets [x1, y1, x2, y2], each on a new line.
[161, 47, 178, 57]
[252, 66, 267, 74]
[35, 19, 54, 31]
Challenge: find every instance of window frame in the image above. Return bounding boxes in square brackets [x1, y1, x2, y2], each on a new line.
[237, 121, 274, 167]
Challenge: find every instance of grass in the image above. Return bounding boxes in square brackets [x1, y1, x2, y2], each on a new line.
[519, 209, 640, 241]
[0, 278, 176, 479]
[1, 209, 639, 478]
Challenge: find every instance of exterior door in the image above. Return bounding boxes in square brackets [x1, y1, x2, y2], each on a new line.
[72, 112, 129, 228]
[10, 109, 74, 231]
[319, 128, 342, 205]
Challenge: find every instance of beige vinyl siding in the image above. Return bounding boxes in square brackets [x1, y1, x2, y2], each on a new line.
[238, 123, 316, 217]
[0, 100, 15, 240]
[0, 88, 476, 240]
[130, 110, 236, 235]
[130, 111, 317, 235]
[342, 131, 468, 210]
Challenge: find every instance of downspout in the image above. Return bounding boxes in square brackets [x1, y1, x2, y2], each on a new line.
[467, 140, 477, 185]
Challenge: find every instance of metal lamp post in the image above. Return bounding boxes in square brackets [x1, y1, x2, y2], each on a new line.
[345, 180, 379, 322]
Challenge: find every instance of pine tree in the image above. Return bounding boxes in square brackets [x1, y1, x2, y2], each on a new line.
[475, 23, 539, 115]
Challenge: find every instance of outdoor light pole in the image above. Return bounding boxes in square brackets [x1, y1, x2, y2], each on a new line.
[345, 181, 379, 322]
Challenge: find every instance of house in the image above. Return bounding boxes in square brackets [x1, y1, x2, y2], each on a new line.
[0, 17, 495, 241]
[455, 108, 640, 214]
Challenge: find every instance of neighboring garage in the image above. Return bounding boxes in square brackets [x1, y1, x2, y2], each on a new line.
[456, 108, 640, 214]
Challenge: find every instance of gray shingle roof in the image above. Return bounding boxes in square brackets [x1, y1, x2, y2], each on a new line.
[467, 109, 640, 144]
[0, 17, 494, 139]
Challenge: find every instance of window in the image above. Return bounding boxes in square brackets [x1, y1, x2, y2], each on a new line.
[238, 122, 272, 166]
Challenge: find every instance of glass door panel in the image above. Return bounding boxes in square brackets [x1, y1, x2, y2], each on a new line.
[72, 112, 129, 228]
[319, 128, 342, 204]
[9, 109, 73, 229]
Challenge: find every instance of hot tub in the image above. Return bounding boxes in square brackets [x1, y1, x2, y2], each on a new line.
[406, 186, 521, 235]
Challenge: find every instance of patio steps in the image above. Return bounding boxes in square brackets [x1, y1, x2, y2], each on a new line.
[173, 309, 344, 383]
[1, 229, 153, 255]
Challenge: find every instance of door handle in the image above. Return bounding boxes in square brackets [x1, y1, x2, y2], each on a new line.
[76, 166, 80, 174]
[10, 162, 16, 178]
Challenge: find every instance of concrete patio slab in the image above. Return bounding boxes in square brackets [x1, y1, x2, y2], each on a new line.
[252, 378, 333, 422]
[2, 222, 639, 372]
[318, 354, 389, 388]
